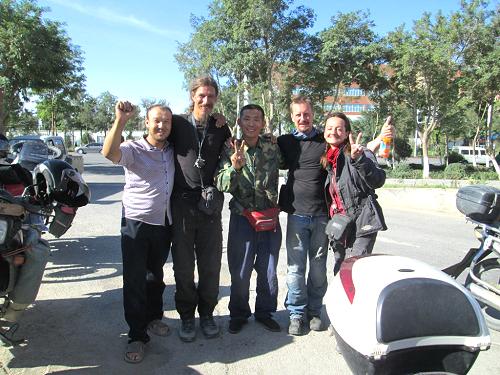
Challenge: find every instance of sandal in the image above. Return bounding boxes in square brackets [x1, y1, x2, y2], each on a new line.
[124, 341, 145, 364]
[148, 319, 171, 337]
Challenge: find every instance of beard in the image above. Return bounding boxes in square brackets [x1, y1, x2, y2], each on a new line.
[193, 103, 213, 126]
[198, 112, 210, 126]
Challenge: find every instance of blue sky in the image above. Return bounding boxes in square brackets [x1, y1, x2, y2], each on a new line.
[38, 0, 467, 113]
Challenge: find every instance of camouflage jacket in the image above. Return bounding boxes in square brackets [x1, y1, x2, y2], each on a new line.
[216, 136, 284, 214]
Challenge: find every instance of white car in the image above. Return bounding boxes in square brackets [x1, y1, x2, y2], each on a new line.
[75, 142, 103, 154]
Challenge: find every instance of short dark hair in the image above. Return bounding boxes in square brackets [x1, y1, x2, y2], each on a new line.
[146, 105, 172, 119]
[239, 104, 265, 120]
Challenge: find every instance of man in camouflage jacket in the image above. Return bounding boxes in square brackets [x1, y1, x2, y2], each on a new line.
[216, 104, 284, 334]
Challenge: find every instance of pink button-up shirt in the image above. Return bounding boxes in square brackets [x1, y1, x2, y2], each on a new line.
[118, 138, 174, 225]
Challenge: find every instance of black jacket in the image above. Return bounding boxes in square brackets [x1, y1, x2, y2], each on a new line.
[325, 147, 387, 238]
[170, 114, 231, 193]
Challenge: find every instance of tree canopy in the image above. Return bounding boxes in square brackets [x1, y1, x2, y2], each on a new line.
[0, 0, 84, 134]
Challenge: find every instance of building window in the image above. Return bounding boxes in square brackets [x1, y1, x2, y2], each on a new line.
[342, 104, 374, 113]
[344, 88, 365, 97]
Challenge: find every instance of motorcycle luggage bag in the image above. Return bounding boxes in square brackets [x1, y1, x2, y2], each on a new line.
[325, 255, 490, 375]
[456, 185, 500, 223]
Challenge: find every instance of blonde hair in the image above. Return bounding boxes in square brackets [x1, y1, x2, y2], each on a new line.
[289, 95, 313, 113]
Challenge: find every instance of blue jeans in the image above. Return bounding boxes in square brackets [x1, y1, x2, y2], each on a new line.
[227, 213, 282, 320]
[285, 214, 328, 319]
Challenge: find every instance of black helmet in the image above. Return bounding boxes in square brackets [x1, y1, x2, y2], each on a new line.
[33, 160, 90, 207]
[0, 139, 9, 159]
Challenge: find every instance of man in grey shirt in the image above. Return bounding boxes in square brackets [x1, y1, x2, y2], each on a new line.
[103, 101, 174, 363]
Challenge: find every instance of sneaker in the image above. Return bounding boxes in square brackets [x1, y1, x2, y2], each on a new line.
[255, 317, 281, 332]
[148, 319, 171, 337]
[309, 316, 323, 331]
[200, 316, 220, 338]
[228, 319, 247, 334]
[178, 318, 196, 342]
[288, 317, 305, 336]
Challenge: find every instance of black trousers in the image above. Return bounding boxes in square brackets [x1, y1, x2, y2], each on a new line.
[121, 217, 172, 343]
[171, 196, 223, 320]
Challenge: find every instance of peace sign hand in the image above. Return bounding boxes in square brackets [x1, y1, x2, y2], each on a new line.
[349, 132, 364, 160]
[230, 139, 246, 170]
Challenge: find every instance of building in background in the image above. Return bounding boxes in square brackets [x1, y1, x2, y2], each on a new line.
[323, 83, 375, 121]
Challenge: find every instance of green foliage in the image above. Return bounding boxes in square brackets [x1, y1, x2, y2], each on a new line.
[443, 163, 475, 180]
[385, 161, 497, 181]
[386, 163, 421, 179]
[81, 132, 93, 144]
[175, 0, 315, 131]
[446, 151, 466, 164]
[469, 169, 499, 181]
[0, 0, 84, 132]
[6, 109, 38, 134]
[393, 137, 412, 161]
[74, 94, 98, 133]
[300, 10, 385, 119]
[95, 91, 117, 133]
[64, 133, 72, 149]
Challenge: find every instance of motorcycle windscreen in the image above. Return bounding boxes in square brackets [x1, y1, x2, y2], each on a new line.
[18, 141, 49, 166]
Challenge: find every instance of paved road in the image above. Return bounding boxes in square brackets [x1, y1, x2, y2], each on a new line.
[1, 154, 499, 374]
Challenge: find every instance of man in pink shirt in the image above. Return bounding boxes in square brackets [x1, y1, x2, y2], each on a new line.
[103, 101, 174, 363]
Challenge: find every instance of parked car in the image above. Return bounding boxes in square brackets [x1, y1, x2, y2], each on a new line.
[75, 142, 103, 154]
[9, 135, 67, 160]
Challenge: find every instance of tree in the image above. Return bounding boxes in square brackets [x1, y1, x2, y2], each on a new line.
[385, 11, 462, 178]
[298, 11, 384, 123]
[176, 0, 315, 130]
[94, 91, 117, 135]
[74, 94, 98, 142]
[36, 82, 84, 135]
[5, 109, 38, 134]
[451, 0, 500, 173]
[0, 0, 85, 133]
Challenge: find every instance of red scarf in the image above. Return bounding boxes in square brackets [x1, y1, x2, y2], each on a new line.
[327, 146, 345, 216]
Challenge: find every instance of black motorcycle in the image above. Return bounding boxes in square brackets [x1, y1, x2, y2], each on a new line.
[443, 184, 500, 331]
[0, 140, 90, 346]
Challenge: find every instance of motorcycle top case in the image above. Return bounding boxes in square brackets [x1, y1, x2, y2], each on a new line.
[325, 255, 490, 375]
[456, 185, 500, 223]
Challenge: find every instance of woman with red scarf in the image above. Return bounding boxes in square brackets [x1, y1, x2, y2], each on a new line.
[321, 112, 387, 275]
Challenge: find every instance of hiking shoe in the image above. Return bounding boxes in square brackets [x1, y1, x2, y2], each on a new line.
[178, 318, 196, 342]
[309, 316, 323, 331]
[255, 317, 281, 332]
[200, 316, 220, 338]
[288, 317, 305, 336]
[228, 319, 247, 334]
[148, 319, 171, 337]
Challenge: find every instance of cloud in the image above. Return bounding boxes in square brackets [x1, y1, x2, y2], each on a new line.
[46, 0, 183, 39]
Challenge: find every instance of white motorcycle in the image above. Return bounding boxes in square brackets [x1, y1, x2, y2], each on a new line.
[324, 184, 499, 374]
